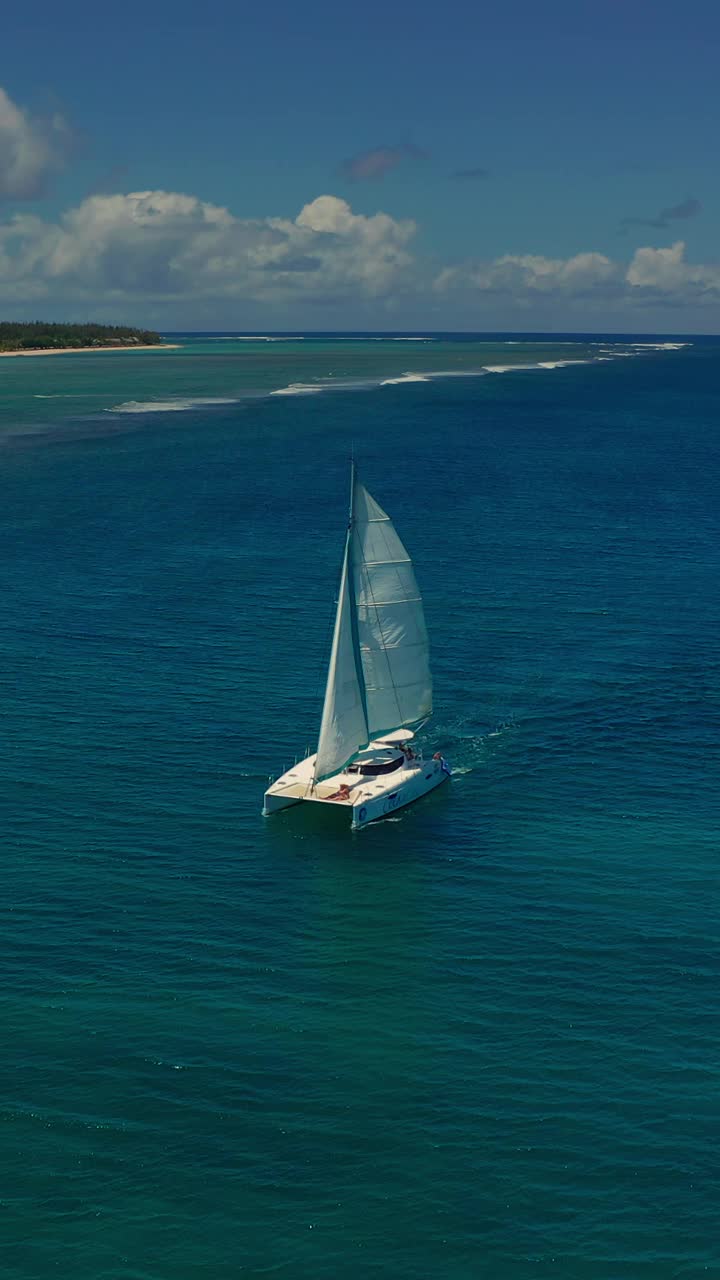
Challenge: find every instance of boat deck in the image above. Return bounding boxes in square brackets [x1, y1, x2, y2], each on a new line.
[265, 741, 427, 807]
[263, 737, 450, 826]
[267, 770, 417, 805]
[268, 780, 354, 804]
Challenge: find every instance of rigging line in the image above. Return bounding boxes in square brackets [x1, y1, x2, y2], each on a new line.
[311, 595, 338, 727]
[306, 621, 335, 795]
[313, 463, 368, 787]
[347, 477, 370, 736]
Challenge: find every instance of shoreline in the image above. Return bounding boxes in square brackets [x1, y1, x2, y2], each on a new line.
[0, 344, 181, 358]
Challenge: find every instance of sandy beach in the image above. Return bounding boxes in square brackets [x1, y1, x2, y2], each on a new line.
[0, 344, 181, 358]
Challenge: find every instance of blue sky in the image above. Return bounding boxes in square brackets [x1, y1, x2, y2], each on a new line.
[1, 0, 719, 330]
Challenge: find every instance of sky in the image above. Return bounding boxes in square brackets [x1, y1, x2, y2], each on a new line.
[1, 0, 719, 332]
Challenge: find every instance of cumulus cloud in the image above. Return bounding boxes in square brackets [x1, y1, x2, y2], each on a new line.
[0, 190, 417, 305]
[339, 144, 426, 182]
[2, 179, 719, 319]
[626, 240, 720, 297]
[435, 240, 720, 308]
[620, 197, 701, 232]
[435, 250, 618, 296]
[0, 86, 73, 200]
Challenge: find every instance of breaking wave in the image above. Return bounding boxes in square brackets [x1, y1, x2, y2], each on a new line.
[630, 342, 690, 350]
[537, 359, 592, 369]
[266, 345, 690, 398]
[106, 397, 238, 414]
[91, 343, 693, 421]
[270, 383, 325, 396]
[483, 363, 539, 374]
[204, 336, 307, 342]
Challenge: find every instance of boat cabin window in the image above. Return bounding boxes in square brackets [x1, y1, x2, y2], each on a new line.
[346, 754, 404, 777]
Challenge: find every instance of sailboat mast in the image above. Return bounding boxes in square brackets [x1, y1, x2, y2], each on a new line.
[348, 456, 356, 527]
[312, 461, 369, 784]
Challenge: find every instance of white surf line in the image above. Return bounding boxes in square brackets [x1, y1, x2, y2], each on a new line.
[106, 397, 238, 414]
[269, 383, 325, 396]
[111, 346, 690, 416]
[537, 359, 592, 369]
[630, 342, 691, 350]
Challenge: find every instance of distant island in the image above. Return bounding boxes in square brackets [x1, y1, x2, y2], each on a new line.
[0, 322, 173, 356]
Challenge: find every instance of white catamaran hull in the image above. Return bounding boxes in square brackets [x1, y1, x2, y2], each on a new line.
[263, 739, 451, 829]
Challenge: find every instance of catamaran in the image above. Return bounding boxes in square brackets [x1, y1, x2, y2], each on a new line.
[263, 466, 451, 829]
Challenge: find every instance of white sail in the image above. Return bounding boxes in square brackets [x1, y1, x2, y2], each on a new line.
[314, 471, 432, 783]
[352, 482, 432, 738]
[313, 525, 369, 782]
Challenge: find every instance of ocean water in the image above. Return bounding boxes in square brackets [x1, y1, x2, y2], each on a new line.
[1, 334, 718, 1278]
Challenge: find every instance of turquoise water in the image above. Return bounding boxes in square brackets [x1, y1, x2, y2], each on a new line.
[1, 335, 718, 1278]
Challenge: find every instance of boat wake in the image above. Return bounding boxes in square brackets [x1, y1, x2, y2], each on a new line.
[436, 716, 520, 775]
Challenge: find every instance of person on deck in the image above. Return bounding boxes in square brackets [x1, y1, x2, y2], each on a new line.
[327, 783, 352, 801]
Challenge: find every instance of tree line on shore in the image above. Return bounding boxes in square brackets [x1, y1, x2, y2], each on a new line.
[0, 322, 162, 352]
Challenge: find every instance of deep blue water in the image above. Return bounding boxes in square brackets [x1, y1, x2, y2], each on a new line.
[1, 336, 718, 1278]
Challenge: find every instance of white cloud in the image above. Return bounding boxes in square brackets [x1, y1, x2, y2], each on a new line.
[436, 250, 618, 296]
[0, 87, 72, 200]
[0, 75, 715, 323]
[626, 240, 720, 297]
[0, 190, 416, 305]
[1, 170, 719, 325]
[436, 241, 720, 310]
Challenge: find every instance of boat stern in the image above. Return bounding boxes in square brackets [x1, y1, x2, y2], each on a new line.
[262, 786, 302, 817]
[262, 756, 316, 817]
[350, 753, 451, 828]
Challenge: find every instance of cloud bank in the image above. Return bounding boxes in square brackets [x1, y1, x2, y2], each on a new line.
[0, 84, 715, 327]
[0, 79, 716, 331]
[2, 184, 717, 323]
[435, 241, 720, 309]
[0, 191, 417, 306]
[436, 250, 617, 296]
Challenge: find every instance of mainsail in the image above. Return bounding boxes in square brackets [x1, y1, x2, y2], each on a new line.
[314, 470, 432, 782]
